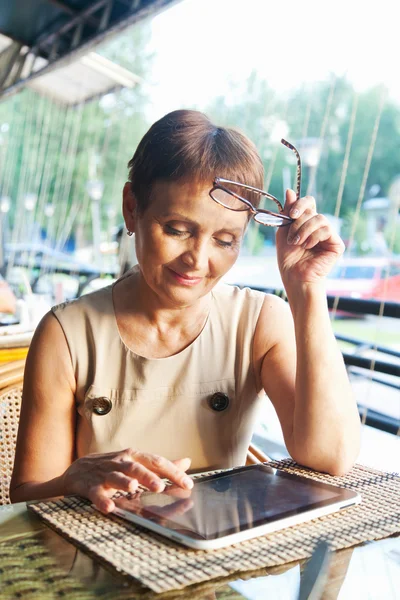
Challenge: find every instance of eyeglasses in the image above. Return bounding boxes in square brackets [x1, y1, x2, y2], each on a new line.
[209, 138, 302, 227]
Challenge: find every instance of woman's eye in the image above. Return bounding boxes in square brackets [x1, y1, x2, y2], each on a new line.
[165, 225, 188, 237]
[215, 238, 234, 248]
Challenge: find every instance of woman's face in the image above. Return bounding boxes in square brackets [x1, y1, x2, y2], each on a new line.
[124, 179, 248, 308]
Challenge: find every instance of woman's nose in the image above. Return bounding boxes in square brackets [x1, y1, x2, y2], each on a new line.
[181, 240, 209, 270]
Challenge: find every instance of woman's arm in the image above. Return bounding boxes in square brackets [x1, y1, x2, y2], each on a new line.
[10, 312, 193, 512]
[10, 311, 77, 502]
[254, 190, 360, 476]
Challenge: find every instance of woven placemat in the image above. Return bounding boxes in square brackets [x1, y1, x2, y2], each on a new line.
[0, 531, 293, 600]
[28, 460, 400, 594]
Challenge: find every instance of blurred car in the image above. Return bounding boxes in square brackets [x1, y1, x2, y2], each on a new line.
[5, 242, 103, 275]
[325, 257, 398, 300]
[326, 257, 400, 317]
[326, 257, 384, 300]
[5, 243, 117, 304]
[368, 265, 400, 303]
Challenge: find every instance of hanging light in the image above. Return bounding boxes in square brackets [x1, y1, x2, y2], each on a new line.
[0, 197, 11, 214]
[296, 138, 322, 168]
[44, 203, 55, 217]
[24, 193, 37, 211]
[86, 180, 104, 201]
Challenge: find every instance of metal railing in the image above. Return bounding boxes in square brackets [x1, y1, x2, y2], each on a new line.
[244, 286, 400, 437]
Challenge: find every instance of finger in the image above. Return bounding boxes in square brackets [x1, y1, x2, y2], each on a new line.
[302, 226, 345, 251]
[121, 461, 167, 492]
[130, 452, 194, 490]
[301, 226, 333, 249]
[164, 485, 193, 499]
[104, 471, 139, 494]
[172, 457, 192, 472]
[287, 213, 327, 245]
[87, 486, 116, 514]
[283, 188, 297, 216]
[92, 458, 162, 492]
[286, 193, 317, 220]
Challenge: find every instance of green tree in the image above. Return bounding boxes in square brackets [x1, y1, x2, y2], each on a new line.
[0, 22, 154, 247]
[205, 74, 400, 255]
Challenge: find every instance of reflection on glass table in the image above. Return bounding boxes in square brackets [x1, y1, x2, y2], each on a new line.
[0, 502, 398, 600]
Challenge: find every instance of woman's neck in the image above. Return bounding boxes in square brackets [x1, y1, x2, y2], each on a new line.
[113, 269, 212, 358]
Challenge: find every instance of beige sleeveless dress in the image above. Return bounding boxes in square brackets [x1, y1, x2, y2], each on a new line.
[52, 271, 266, 472]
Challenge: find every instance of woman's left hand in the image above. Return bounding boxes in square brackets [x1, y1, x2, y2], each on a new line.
[276, 189, 345, 285]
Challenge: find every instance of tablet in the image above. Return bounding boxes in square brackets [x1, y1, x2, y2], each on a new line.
[112, 464, 361, 550]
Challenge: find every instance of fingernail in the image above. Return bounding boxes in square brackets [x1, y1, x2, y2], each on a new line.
[101, 501, 113, 514]
[290, 208, 300, 218]
[183, 476, 193, 489]
[150, 480, 164, 492]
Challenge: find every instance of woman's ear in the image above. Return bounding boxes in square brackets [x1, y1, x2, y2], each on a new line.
[122, 182, 137, 233]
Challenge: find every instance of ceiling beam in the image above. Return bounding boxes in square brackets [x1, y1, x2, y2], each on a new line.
[47, 0, 77, 16]
[0, 0, 180, 101]
[46, 0, 100, 28]
[33, 0, 108, 54]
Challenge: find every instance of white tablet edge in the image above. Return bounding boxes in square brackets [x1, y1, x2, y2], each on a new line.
[112, 491, 361, 550]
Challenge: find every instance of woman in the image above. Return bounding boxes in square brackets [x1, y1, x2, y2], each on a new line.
[10, 110, 360, 513]
[0, 274, 17, 315]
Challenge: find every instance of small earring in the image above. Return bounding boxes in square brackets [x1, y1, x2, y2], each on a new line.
[126, 230, 133, 237]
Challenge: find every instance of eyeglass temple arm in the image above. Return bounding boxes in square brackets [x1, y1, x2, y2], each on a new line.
[214, 180, 283, 209]
[215, 178, 277, 199]
[281, 139, 302, 201]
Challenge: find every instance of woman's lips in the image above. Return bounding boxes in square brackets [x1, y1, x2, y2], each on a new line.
[167, 268, 203, 286]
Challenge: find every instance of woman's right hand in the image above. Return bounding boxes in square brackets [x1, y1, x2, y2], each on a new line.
[61, 449, 193, 513]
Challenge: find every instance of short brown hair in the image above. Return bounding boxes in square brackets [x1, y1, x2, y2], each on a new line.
[127, 109, 264, 211]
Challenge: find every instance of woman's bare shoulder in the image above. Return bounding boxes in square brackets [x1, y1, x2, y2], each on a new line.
[30, 309, 70, 354]
[24, 310, 76, 394]
[254, 293, 295, 354]
[259, 292, 292, 322]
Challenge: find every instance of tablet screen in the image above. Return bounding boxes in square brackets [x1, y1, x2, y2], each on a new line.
[114, 464, 358, 541]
